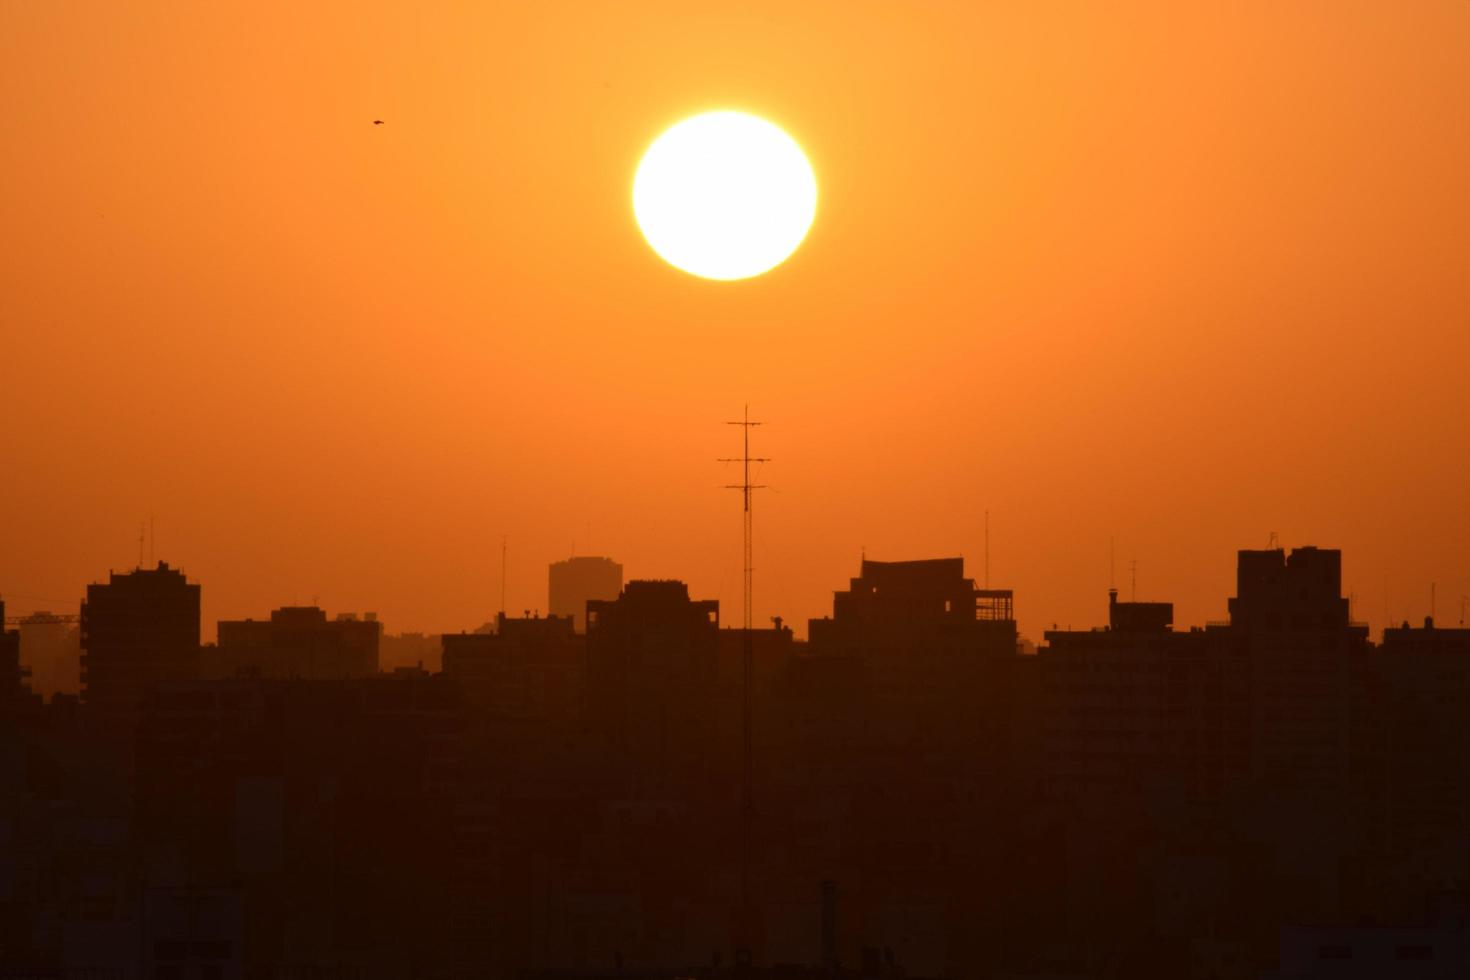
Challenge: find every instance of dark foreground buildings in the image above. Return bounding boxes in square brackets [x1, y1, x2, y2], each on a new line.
[2, 546, 1470, 978]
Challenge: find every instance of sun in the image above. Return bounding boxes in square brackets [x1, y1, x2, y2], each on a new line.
[633, 111, 817, 281]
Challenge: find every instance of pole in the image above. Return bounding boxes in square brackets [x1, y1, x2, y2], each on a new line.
[721, 406, 768, 964]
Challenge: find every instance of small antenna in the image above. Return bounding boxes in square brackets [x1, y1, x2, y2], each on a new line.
[137, 522, 146, 569]
[1109, 537, 1116, 590]
[1130, 559, 1138, 602]
[500, 535, 508, 620]
[1431, 582, 1436, 622]
[984, 510, 990, 589]
[1267, 530, 1280, 550]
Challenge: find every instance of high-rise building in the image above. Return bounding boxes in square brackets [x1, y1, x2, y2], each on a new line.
[548, 556, 623, 633]
[585, 580, 719, 792]
[806, 557, 1020, 766]
[80, 562, 201, 729]
[1376, 619, 1470, 908]
[207, 606, 380, 680]
[809, 557, 1016, 652]
[1226, 547, 1371, 793]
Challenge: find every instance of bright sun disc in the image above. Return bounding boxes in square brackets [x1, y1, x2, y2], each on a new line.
[633, 111, 817, 281]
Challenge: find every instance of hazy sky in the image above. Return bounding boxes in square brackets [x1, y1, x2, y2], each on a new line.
[3, 3, 1467, 641]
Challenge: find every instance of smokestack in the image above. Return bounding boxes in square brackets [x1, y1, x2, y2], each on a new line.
[821, 879, 838, 972]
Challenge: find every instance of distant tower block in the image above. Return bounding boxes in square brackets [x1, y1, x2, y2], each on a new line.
[549, 556, 624, 633]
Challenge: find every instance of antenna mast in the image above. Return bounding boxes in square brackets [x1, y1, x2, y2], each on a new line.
[500, 535, 508, 622]
[984, 510, 990, 589]
[720, 405, 768, 963]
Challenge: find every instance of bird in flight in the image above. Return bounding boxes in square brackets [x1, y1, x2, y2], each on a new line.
[372, 119, 384, 126]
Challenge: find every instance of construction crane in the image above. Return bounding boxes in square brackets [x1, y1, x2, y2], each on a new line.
[2, 612, 80, 627]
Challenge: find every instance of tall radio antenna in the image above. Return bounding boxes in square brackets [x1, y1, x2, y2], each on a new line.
[719, 404, 768, 962]
[500, 535, 508, 622]
[984, 510, 990, 589]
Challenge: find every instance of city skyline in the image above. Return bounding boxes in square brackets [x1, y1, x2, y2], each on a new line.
[6, 542, 1468, 975]
[0, 526, 1456, 647]
[4, 3, 1469, 975]
[4, 538, 1457, 702]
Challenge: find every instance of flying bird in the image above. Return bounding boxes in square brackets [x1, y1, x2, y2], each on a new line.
[372, 119, 384, 126]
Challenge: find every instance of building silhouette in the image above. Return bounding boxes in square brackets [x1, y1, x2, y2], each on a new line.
[550, 556, 624, 633]
[1378, 618, 1470, 914]
[805, 558, 1021, 774]
[206, 605, 380, 680]
[585, 580, 720, 795]
[1228, 547, 1372, 804]
[79, 561, 201, 736]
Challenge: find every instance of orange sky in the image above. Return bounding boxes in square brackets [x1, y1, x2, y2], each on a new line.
[3, 3, 1468, 642]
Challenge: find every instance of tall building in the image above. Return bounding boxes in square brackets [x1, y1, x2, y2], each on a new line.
[809, 556, 1016, 651]
[585, 580, 719, 793]
[1226, 546, 1371, 793]
[806, 557, 1020, 766]
[80, 562, 201, 728]
[1377, 619, 1470, 910]
[207, 606, 380, 680]
[1229, 545, 1353, 633]
[549, 556, 623, 633]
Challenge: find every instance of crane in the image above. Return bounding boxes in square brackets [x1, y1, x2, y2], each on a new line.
[2, 612, 79, 627]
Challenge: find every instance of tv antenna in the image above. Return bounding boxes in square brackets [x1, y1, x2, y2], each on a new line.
[984, 510, 991, 589]
[500, 535, 508, 621]
[719, 404, 768, 962]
